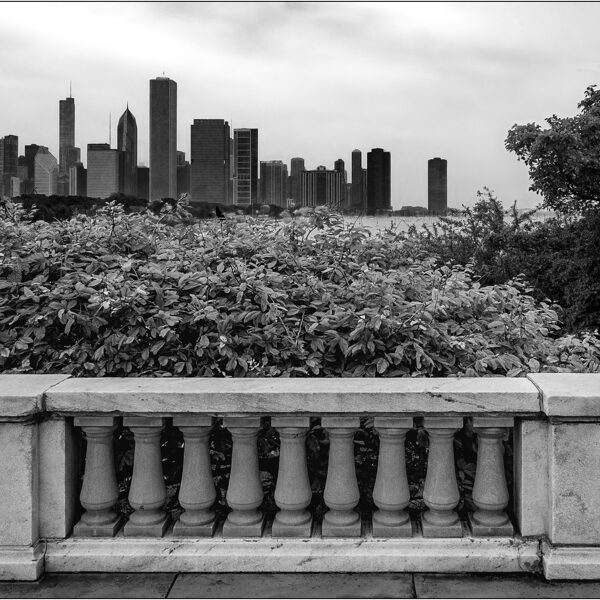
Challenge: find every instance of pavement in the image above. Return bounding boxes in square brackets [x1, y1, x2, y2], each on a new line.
[1, 573, 600, 599]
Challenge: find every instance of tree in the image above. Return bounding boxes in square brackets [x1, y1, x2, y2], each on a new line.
[505, 85, 600, 214]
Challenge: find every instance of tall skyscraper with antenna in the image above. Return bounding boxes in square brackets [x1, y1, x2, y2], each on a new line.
[149, 76, 177, 200]
[117, 106, 138, 196]
[59, 85, 80, 196]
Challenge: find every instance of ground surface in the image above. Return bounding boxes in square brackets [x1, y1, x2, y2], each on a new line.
[1, 573, 600, 598]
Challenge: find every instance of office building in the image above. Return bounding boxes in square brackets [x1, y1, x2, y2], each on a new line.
[87, 143, 119, 199]
[34, 148, 58, 196]
[233, 128, 258, 205]
[334, 158, 347, 208]
[59, 96, 75, 173]
[177, 151, 190, 197]
[289, 157, 305, 206]
[366, 148, 391, 214]
[149, 76, 177, 200]
[351, 149, 366, 212]
[301, 166, 344, 209]
[259, 160, 288, 207]
[190, 119, 230, 204]
[137, 166, 149, 201]
[428, 157, 447, 215]
[1, 135, 18, 197]
[69, 162, 87, 197]
[117, 106, 138, 196]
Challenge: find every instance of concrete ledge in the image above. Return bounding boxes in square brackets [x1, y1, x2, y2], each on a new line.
[43, 534, 540, 574]
[528, 373, 600, 418]
[0, 375, 70, 419]
[45, 377, 540, 416]
[542, 542, 600, 580]
[0, 543, 44, 581]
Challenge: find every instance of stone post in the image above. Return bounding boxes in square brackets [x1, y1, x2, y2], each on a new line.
[73, 416, 123, 537]
[372, 417, 413, 537]
[469, 417, 514, 536]
[272, 416, 312, 537]
[422, 417, 463, 537]
[173, 416, 217, 536]
[223, 417, 265, 537]
[322, 416, 361, 537]
[123, 417, 169, 537]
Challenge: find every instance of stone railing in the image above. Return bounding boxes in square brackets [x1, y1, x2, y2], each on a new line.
[0, 373, 599, 581]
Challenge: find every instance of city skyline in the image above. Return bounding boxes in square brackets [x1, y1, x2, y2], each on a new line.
[2, 2, 600, 208]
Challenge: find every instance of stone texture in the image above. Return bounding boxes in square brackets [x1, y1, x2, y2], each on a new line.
[513, 419, 549, 537]
[0, 544, 44, 581]
[543, 543, 600, 580]
[529, 373, 600, 417]
[168, 573, 414, 598]
[549, 422, 600, 544]
[0, 374, 70, 419]
[415, 573, 600, 598]
[45, 376, 539, 416]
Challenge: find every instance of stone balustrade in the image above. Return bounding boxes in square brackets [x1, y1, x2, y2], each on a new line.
[0, 374, 599, 581]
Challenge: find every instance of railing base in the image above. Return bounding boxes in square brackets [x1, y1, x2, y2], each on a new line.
[542, 541, 600, 580]
[0, 543, 44, 581]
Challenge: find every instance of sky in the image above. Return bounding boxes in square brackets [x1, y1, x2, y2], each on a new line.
[2, 1, 600, 209]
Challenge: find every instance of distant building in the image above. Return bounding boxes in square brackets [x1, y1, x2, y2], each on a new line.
[87, 143, 119, 199]
[233, 128, 258, 205]
[33, 148, 58, 196]
[149, 77, 177, 200]
[69, 162, 87, 197]
[177, 151, 190, 197]
[20, 144, 43, 194]
[366, 148, 391, 214]
[289, 157, 305, 206]
[57, 173, 70, 197]
[117, 106, 138, 197]
[334, 158, 347, 208]
[350, 149, 366, 212]
[428, 157, 447, 215]
[190, 119, 231, 204]
[301, 165, 344, 209]
[260, 160, 288, 207]
[137, 166, 149, 201]
[1, 135, 18, 197]
[59, 96, 76, 173]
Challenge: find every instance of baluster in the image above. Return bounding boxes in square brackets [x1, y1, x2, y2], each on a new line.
[74, 417, 123, 537]
[469, 417, 514, 536]
[173, 416, 216, 536]
[422, 417, 463, 537]
[123, 417, 170, 537]
[322, 416, 361, 537]
[272, 417, 312, 537]
[372, 417, 413, 537]
[223, 417, 265, 537]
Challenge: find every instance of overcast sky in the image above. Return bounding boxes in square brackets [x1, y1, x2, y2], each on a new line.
[2, 2, 599, 209]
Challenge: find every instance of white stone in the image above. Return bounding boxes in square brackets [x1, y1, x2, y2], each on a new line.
[542, 541, 600, 580]
[0, 374, 70, 418]
[45, 376, 540, 416]
[529, 373, 600, 417]
[0, 543, 44, 581]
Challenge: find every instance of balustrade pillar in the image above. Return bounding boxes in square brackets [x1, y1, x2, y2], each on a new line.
[173, 416, 217, 537]
[372, 417, 413, 537]
[469, 417, 514, 536]
[74, 417, 123, 537]
[322, 417, 361, 537]
[272, 417, 312, 537]
[123, 417, 169, 537]
[422, 417, 463, 537]
[223, 417, 265, 537]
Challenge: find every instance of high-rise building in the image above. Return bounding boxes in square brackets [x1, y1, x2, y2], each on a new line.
[33, 148, 58, 196]
[190, 119, 231, 204]
[69, 162, 87, 197]
[117, 106, 138, 197]
[334, 158, 347, 208]
[149, 76, 177, 200]
[259, 160, 288, 207]
[233, 128, 258, 205]
[59, 96, 75, 173]
[177, 151, 190, 197]
[289, 157, 305, 207]
[1, 135, 18, 197]
[301, 165, 344, 208]
[87, 143, 119, 199]
[366, 148, 391, 214]
[351, 149, 366, 212]
[137, 166, 149, 201]
[428, 157, 447, 215]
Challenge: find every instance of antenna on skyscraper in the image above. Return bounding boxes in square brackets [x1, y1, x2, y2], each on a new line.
[69, 80, 72, 98]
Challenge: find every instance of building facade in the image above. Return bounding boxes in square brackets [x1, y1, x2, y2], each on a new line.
[149, 77, 177, 200]
[177, 151, 190, 197]
[87, 143, 119, 199]
[68, 162, 87, 197]
[366, 148, 391, 214]
[301, 166, 344, 208]
[117, 106, 138, 197]
[59, 96, 75, 173]
[190, 119, 231, 204]
[334, 158, 347, 208]
[233, 128, 258, 205]
[428, 157, 447, 215]
[1, 135, 18, 198]
[350, 149, 366, 212]
[33, 148, 58, 196]
[137, 166, 149, 201]
[288, 157, 305, 207]
[259, 160, 288, 207]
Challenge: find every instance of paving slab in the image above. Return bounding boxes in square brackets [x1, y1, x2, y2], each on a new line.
[414, 574, 600, 598]
[168, 573, 414, 598]
[0, 573, 176, 598]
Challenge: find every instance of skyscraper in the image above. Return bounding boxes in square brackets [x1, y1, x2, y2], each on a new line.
[59, 96, 79, 172]
[87, 143, 119, 199]
[334, 158, 347, 208]
[351, 149, 365, 212]
[428, 157, 447, 215]
[149, 76, 177, 200]
[366, 148, 391, 214]
[177, 151, 190, 197]
[259, 161, 288, 207]
[301, 165, 344, 208]
[33, 148, 58, 196]
[190, 119, 231, 204]
[288, 157, 305, 207]
[1, 135, 18, 197]
[117, 106, 138, 196]
[233, 128, 258, 205]
[69, 162, 87, 197]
